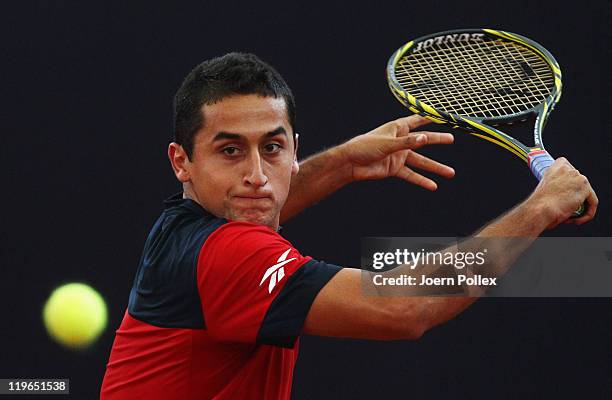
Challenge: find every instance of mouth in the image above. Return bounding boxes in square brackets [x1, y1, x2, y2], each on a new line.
[227, 194, 276, 224]
[232, 194, 273, 203]
[235, 195, 270, 199]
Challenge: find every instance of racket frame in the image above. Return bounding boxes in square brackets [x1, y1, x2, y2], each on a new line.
[386, 28, 563, 163]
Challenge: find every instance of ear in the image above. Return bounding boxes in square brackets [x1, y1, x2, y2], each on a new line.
[291, 133, 299, 176]
[168, 142, 191, 183]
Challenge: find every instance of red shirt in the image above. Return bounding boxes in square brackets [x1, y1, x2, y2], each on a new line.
[101, 196, 340, 399]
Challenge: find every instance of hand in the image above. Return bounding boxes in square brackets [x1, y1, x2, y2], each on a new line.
[339, 115, 455, 190]
[528, 157, 598, 228]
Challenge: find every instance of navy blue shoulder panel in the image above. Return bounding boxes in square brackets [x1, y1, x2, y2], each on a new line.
[128, 194, 227, 329]
[257, 259, 342, 348]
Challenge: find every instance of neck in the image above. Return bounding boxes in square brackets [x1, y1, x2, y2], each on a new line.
[182, 184, 281, 232]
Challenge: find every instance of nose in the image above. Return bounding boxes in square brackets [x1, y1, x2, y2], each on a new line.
[243, 151, 268, 188]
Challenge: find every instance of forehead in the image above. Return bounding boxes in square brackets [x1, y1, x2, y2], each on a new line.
[198, 95, 290, 140]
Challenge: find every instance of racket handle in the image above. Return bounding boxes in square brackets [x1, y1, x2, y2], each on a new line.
[528, 150, 586, 218]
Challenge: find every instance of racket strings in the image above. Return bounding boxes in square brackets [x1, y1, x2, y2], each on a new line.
[400, 42, 548, 116]
[397, 41, 543, 117]
[394, 39, 555, 119]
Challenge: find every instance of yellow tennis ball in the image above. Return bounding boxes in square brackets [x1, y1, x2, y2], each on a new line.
[43, 283, 108, 349]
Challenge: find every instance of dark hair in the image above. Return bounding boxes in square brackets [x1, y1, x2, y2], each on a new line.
[173, 52, 296, 159]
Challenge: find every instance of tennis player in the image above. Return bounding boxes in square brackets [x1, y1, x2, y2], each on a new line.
[100, 53, 597, 399]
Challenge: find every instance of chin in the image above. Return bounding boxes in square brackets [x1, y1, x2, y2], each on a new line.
[229, 209, 276, 228]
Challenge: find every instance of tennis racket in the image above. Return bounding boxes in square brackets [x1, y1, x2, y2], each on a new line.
[386, 28, 585, 217]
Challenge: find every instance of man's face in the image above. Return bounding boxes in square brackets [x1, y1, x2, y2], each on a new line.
[175, 94, 298, 229]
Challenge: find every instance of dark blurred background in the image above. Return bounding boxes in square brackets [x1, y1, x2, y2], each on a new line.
[2, 1, 611, 398]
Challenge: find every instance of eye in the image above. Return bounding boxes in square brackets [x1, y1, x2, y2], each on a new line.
[221, 146, 242, 156]
[263, 143, 282, 154]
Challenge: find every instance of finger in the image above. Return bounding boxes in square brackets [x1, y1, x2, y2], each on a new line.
[422, 131, 454, 145]
[395, 167, 438, 191]
[405, 151, 455, 178]
[398, 130, 454, 145]
[394, 115, 433, 133]
[382, 131, 454, 155]
[380, 134, 429, 153]
[387, 132, 453, 154]
[573, 186, 598, 225]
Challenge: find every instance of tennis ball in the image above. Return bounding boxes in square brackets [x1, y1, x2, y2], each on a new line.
[43, 283, 108, 349]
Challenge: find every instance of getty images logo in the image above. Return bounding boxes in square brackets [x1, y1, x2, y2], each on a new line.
[259, 248, 297, 293]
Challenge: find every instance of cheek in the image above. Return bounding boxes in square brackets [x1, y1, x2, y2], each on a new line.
[191, 165, 232, 200]
[271, 164, 294, 198]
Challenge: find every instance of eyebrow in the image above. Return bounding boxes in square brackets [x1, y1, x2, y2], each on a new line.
[212, 127, 287, 142]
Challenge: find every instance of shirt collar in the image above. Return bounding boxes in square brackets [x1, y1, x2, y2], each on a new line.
[163, 192, 210, 217]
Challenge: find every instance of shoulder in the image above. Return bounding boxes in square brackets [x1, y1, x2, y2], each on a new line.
[202, 221, 293, 256]
[197, 221, 311, 290]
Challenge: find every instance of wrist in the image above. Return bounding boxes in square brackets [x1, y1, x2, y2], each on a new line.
[519, 195, 555, 232]
[333, 142, 356, 185]
[298, 144, 354, 189]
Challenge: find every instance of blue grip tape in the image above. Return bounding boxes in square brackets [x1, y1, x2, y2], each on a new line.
[528, 150, 554, 181]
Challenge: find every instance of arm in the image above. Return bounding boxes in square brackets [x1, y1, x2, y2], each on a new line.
[280, 146, 353, 223]
[303, 158, 598, 340]
[280, 116, 455, 222]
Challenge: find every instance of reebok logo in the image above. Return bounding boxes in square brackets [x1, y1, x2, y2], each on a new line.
[260, 248, 297, 293]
